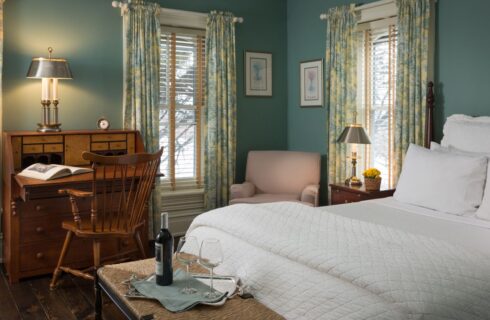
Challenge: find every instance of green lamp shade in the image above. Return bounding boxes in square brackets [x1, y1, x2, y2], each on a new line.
[26, 57, 73, 79]
[337, 124, 371, 144]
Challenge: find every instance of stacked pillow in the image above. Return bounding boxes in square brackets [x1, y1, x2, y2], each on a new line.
[394, 144, 487, 215]
[395, 115, 490, 219]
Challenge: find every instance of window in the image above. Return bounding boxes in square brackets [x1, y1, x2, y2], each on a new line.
[357, 17, 398, 188]
[159, 27, 205, 190]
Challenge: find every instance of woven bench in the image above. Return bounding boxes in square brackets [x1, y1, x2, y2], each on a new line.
[96, 258, 284, 320]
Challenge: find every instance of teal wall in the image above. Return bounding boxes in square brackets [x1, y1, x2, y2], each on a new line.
[3, 0, 288, 182]
[287, 0, 490, 204]
[5, 0, 490, 198]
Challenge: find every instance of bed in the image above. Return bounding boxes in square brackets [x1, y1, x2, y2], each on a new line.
[184, 85, 490, 319]
[187, 200, 490, 319]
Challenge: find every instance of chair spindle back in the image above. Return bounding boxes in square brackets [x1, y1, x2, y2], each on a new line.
[82, 149, 163, 233]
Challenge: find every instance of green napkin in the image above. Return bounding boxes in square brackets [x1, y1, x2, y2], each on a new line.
[131, 269, 227, 313]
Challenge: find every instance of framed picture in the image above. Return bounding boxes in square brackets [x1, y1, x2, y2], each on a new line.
[300, 59, 323, 107]
[245, 51, 272, 97]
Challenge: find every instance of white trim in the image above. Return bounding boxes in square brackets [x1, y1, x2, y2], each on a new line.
[320, 0, 437, 23]
[112, 1, 243, 25]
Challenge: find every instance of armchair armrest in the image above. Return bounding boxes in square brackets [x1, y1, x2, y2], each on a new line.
[59, 189, 94, 229]
[59, 189, 94, 198]
[230, 182, 256, 200]
[301, 184, 320, 207]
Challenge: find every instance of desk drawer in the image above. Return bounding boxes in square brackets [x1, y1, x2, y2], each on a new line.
[20, 238, 120, 272]
[44, 144, 63, 153]
[23, 136, 63, 144]
[20, 214, 79, 244]
[23, 144, 43, 154]
[109, 141, 127, 150]
[92, 134, 126, 142]
[91, 142, 109, 151]
[18, 197, 91, 218]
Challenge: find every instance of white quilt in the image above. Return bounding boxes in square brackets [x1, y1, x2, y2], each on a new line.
[187, 202, 490, 320]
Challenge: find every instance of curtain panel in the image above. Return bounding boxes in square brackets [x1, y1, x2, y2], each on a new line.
[325, 5, 359, 187]
[122, 0, 161, 236]
[394, 0, 430, 181]
[122, 0, 160, 154]
[204, 11, 237, 210]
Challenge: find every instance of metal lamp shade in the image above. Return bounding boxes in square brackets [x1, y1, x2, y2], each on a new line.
[337, 124, 371, 144]
[26, 58, 73, 79]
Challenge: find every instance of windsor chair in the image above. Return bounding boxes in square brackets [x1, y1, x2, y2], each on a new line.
[50, 148, 163, 289]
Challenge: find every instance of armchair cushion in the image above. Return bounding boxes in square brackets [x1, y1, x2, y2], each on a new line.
[230, 182, 256, 200]
[245, 151, 321, 195]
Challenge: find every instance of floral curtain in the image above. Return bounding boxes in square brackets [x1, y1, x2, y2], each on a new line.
[394, 0, 430, 181]
[325, 5, 358, 187]
[122, 0, 160, 153]
[204, 11, 237, 210]
[122, 0, 160, 236]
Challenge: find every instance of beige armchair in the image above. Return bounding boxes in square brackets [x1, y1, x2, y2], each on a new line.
[230, 151, 321, 207]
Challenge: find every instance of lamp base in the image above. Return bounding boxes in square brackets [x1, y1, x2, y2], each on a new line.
[37, 123, 61, 133]
[344, 176, 363, 186]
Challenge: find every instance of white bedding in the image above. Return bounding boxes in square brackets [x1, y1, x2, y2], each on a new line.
[187, 201, 490, 320]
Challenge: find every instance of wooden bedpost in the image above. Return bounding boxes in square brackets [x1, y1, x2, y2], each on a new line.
[425, 81, 435, 148]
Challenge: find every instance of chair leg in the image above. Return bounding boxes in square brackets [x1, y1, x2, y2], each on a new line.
[50, 230, 74, 289]
[93, 240, 101, 269]
[134, 231, 147, 259]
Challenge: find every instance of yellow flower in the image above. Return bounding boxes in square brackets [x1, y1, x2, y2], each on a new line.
[363, 168, 381, 179]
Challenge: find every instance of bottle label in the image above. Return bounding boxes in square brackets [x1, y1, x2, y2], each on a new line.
[155, 243, 163, 275]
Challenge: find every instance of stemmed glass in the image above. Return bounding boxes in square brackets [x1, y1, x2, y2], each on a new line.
[175, 236, 199, 294]
[199, 238, 224, 299]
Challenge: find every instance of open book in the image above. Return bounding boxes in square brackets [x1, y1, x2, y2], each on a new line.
[18, 163, 93, 181]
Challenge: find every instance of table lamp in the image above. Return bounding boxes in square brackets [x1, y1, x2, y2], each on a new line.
[337, 122, 371, 186]
[26, 47, 73, 132]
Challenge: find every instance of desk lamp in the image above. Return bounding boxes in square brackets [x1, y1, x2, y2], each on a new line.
[337, 120, 371, 186]
[26, 47, 73, 132]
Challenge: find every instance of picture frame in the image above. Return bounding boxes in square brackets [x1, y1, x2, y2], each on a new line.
[245, 51, 272, 97]
[300, 59, 323, 107]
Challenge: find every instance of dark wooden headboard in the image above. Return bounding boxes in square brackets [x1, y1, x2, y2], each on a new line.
[425, 81, 435, 148]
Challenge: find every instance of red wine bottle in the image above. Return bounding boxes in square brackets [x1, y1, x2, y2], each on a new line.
[155, 212, 173, 286]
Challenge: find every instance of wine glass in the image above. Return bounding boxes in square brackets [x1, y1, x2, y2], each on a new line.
[199, 238, 224, 299]
[175, 236, 199, 294]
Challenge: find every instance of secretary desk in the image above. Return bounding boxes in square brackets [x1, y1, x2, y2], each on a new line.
[2, 130, 149, 283]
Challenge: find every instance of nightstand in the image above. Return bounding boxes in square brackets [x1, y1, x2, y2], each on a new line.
[329, 183, 395, 205]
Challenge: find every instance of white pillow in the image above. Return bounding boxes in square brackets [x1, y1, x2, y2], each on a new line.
[441, 114, 490, 153]
[394, 144, 488, 215]
[429, 142, 490, 220]
[477, 169, 490, 221]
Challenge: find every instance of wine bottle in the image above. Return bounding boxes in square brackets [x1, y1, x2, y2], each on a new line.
[155, 212, 173, 286]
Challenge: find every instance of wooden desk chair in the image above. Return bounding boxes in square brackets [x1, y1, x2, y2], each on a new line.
[50, 149, 163, 289]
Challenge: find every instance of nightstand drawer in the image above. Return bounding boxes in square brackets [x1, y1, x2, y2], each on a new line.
[331, 189, 367, 204]
[330, 183, 395, 205]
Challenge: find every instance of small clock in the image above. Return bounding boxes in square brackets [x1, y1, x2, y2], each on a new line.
[97, 117, 110, 130]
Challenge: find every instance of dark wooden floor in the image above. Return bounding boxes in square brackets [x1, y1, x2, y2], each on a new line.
[0, 269, 127, 320]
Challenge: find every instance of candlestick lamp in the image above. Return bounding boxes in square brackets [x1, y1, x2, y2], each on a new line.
[26, 47, 73, 132]
[337, 123, 371, 186]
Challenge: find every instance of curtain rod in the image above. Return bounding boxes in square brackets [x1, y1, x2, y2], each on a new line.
[319, 0, 436, 20]
[112, 1, 244, 23]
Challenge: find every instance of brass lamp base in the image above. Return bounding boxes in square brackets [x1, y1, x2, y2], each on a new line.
[345, 176, 362, 186]
[344, 151, 362, 186]
[37, 123, 61, 133]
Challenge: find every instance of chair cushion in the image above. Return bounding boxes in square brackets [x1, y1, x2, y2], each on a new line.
[245, 151, 321, 195]
[229, 193, 313, 206]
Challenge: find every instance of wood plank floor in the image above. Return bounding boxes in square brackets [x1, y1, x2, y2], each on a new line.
[0, 269, 126, 320]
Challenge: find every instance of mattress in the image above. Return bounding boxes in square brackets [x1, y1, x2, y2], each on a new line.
[187, 200, 490, 320]
[326, 197, 490, 255]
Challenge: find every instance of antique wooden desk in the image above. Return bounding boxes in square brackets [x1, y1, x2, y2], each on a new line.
[2, 130, 149, 283]
[96, 259, 284, 320]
